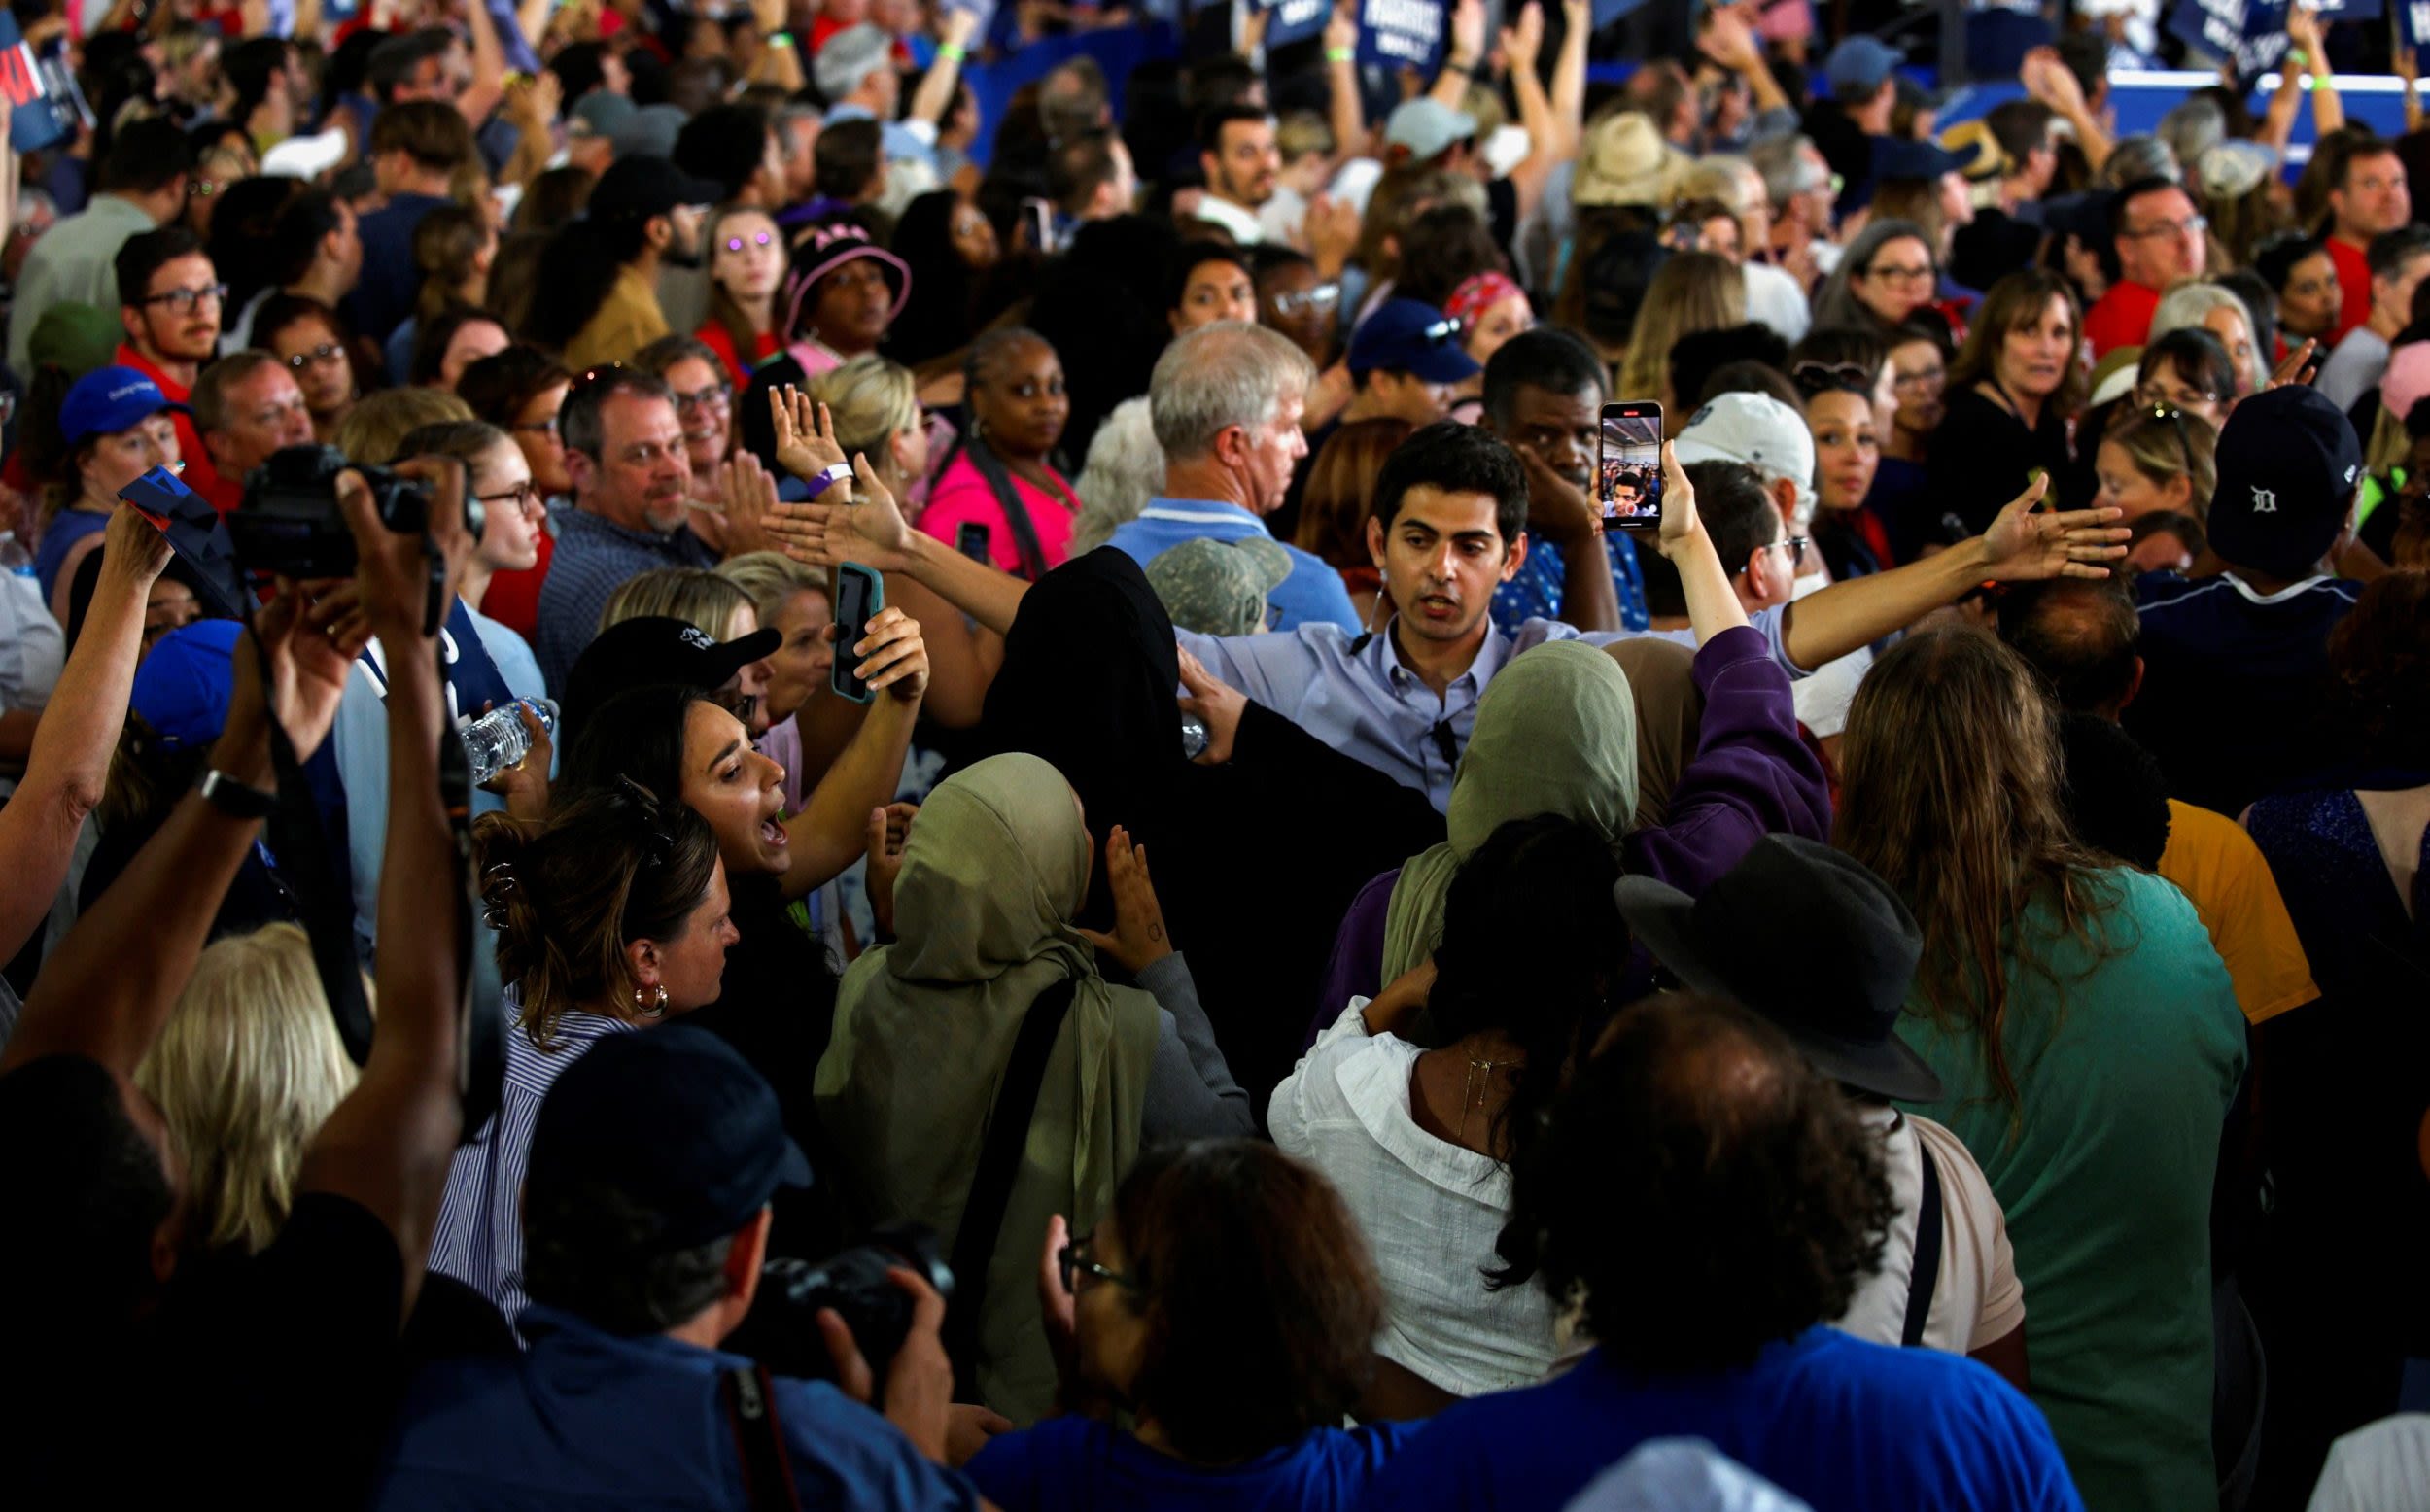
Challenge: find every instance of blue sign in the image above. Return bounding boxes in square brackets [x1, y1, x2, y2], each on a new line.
[1266, 0, 1331, 48]
[1358, 0, 1447, 70]
[1592, 0, 1650, 25]
[0, 13, 86, 153]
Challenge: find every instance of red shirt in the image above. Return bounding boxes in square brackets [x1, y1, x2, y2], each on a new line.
[2326, 234, 2373, 347]
[115, 343, 225, 513]
[479, 530, 553, 641]
[694, 322, 781, 389]
[2084, 280, 2163, 360]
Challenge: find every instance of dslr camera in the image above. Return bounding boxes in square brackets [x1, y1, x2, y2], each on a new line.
[227, 444, 480, 579]
[727, 1222, 955, 1392]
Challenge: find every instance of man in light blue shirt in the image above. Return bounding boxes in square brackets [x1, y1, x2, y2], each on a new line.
[1105, 322, 1362, 631]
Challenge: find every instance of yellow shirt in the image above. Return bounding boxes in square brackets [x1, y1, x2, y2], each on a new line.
[562, 263, 670, 372]
[2161, 798, 2319, 1024]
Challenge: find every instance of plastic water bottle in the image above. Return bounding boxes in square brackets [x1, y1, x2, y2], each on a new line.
[462, 699, 557, 786]
[0, 532, 32, 578]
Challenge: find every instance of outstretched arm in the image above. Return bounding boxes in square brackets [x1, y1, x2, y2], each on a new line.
[781, 606, 927, 898]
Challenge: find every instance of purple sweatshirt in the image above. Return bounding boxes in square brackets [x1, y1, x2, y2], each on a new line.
[1310, 626, 1832, 1033]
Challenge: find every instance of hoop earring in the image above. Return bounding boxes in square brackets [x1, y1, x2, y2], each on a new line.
[635, 983, 668, 1020]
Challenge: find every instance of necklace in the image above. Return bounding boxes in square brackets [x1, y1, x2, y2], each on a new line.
[1459, 1056, 1517, 1144]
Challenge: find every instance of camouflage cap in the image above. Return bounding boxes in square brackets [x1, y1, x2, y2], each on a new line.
[1144, 535, 1294, 637]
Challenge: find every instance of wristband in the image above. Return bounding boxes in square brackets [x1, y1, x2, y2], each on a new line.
[1326, 45, 1354, 62]
[198, 768, 277, 820]
[1443, 56, 1476, 75]
[939, 41, 966, 61]
[803, 462, 854, 498]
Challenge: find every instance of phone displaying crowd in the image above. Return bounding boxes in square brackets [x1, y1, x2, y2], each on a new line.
[1598, 403, 1663, 529]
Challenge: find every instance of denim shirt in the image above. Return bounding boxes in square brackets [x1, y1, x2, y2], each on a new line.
[1490, 531, 1651, 637]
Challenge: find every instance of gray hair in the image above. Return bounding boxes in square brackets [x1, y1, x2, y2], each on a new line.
[1149, 322, 1318, 463]
[2157, 98, 2226, 173]
[1073, 397, 1165, 552]
[2099, 135, 2181, 190]
[2150, 280, 2267, 394]
[813, 23, 892, 102]
[1749, 134, 1823, 211]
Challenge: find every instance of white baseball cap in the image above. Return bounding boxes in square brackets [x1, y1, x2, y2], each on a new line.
[260, 126, 349, 182]
[1672, 392, 1817, 519]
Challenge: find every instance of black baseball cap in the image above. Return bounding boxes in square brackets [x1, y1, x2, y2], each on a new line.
[588, 154, 724, 223]
[2208, 384, 2362, 581]
[1613, 835, 1943, 1102]
[561, 615, 781, 736]
[527, 1025, 812, 1252]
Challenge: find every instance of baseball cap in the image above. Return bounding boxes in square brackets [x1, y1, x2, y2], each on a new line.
[60, 365, 180, 447]
[2208, 385, 2362, 580]
[1673, 393, 1817, 517]
[1823, 35, 1903, 97]
[1573, 112, 1686, 208]
[1144, 536, 1292, 637]
[565, 91, 637, 144]
[2196, 139, 2277, 202]
[131, 618, 243, 750]
[561, 615, 782, 737]
[1347, 298, 1480, 383]
[1386, 98, 1477, 163]
[610, 103, 688, 161]
[1614, 834, 1943, 1102]
[27, 302, 122, 384]
[1936, 120, 2005, 184]
[587, 154, 724, 223]
[1869, 133, 1967, 184]
[815, 22, 894, 103]
[527, 1025, 812, 1253]
[260, 126, 349, 181]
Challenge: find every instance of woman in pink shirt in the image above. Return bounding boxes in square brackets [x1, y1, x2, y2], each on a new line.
[917, 327, 1082, 579]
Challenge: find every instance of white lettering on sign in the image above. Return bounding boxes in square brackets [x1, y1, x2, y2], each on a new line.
[1275, 0, 1324, 23]
[1364, 0, 1443, 58]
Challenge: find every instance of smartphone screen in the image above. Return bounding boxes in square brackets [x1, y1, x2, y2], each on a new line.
[1598, 402, 1663, 529]
[831, 564, 882, 704]
[955, 521, 991, 563]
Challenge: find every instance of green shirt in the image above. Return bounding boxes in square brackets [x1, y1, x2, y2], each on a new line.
[1901, 868, 2246, 1512]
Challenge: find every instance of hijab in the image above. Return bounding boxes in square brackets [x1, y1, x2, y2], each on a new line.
[816, 752, 1161, 1423]
[1603, 637, 1704, 828]
[1381, 641, 1642, 980]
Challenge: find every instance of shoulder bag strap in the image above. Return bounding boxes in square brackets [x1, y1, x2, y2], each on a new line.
[968, 438, 1051, 583]
[946, 974, 1082, 1397]
[1902, 1122, 1945, 1349]
[720, 1363, 799, 1512]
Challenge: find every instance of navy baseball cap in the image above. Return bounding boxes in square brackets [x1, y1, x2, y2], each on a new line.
[1348, 298, 1482, 383]
[2208, 385, 2363, 580]
[60, 365, 180, 447]
[130, 617, 242, 749]
[527, 1025, 812, 1252]
[1823, 36, 1903, 96]
[1870, 133, 1967, 183]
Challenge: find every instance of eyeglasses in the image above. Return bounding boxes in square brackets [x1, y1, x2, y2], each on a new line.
[143, 283, 228, 313]
[673, 381, 733, 415]
[1057, 1231, 1138, 1295]
[475, 479, 544, 514]
[1735, 535, 1812, 573]
[512, 412, 562, 439]
[723, 231, 776, 252]
[285, 341, 345, 371]
[1892, 365, 1946, 393]
[1862, 262, 1934, 285]
[1270, 284, 1340, 317]
[2124, 213, 2208, 241]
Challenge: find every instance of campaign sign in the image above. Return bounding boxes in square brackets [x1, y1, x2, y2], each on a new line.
[1358, 0, 1447, 71]
[2166, 0, 2289, 76]
[0, 14, 85, 153]
[1266, 0, 1332, 49]
[2401, 0, 2430, 44]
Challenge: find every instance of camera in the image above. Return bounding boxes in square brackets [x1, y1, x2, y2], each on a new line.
[226, 444, 479, 579]
[727, 1222, 955, 1392]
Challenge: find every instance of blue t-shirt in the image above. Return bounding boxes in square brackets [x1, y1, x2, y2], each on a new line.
[31, 506, 107, 607]
[1366, 1330, 2082, 1512]
[1106, 499, 1361, 633]
[968, 1416, 1409, 1512]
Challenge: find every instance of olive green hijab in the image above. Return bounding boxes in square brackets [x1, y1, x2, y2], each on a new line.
[1380, 640, 1642, 980]
[816, 753, 1161, 1423]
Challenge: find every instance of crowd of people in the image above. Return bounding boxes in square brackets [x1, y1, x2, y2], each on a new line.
[0, 0, 2425, 1507]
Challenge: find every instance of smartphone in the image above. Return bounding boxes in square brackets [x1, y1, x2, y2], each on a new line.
[955, 521, 992, 563]
[831, 562, 884, 704]
[1598, 401, 1663, 529]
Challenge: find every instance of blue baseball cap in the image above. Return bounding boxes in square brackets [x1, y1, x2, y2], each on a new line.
[1824, 36, 1903, 97]
[60, 365, 180, 447]
[1870, 134, 1967, 184]
[130, 617, 241, 750]
[527, 1025, 812, 1251]
[1347, 298, 1482, 384]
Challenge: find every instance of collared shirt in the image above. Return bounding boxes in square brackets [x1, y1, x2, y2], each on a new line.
[1106, 498, 1361, 631]
[1490, 532, 1650, 637]
[1178, 610, 1792, 810]
[1191, 191, 1267, 245]
[2084, 278, 2163, 360]
[428, 1007, 633, 1335]
[5, 192, 156, 376]
[370, 1305, 981, 1511]
[535, 505, 718, 691]
[564, 262, 674, 372]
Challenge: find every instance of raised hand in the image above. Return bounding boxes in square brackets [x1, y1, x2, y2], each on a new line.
[850, 605, 929, 701]
[1652, 440, 1706, 562]
[478, 701, 552, 822]
[864, 800, 917, 936]
[1323, 0, 1357, 55]
[1073, 824, 1172, 972]
[1976, 474, 2129, 582]
[98, 500, 173, 593]
[769, 384, 847, 484]
[1448, 0, 1486, 65]
[1501, 0, 1545, 74]
[717, 450, 779, 559]
[235, 577, 372, 765]
[2268, 337, 2320, 391]
[768, 452, 916, 571]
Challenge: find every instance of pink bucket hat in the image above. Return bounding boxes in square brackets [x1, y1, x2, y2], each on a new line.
[781, 222, 914, 339]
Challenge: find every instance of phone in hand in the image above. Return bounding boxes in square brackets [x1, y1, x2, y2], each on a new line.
[831, 562, 885, 704]
[1598, 401, 1663, 530]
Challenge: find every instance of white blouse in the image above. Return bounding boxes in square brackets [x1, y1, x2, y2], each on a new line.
[1268, 1000, 1585, 1398]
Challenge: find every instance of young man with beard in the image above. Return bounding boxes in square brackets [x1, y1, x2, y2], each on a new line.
[1195, 105, 1283, 245]
[562, 157, 722, 372]
[114, 227, 225, 505]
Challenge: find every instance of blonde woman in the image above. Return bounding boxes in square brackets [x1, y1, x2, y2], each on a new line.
[135, 924, 362, 1256]
[2148, 281, 2269, 399]
[1615, 252, 1745, 426]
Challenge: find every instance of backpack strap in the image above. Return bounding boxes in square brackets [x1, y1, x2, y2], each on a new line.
[1902, 1120, 1944, 1349]
[719, 1363, 798, 1512]
[946, 974, 1082, 1397]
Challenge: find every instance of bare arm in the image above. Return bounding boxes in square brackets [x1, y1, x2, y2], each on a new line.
[2285, 6, 2346, 137]
[455, 0, 509, 130]
[1498, 5, 1565, 226]
[1324, 3, 1367, 160]
[1654, 442, 1753, 644]
[1428, 0, 1485, 108]
[780, 607, 926, 898]
[0, 509, 166, 965]
[907, 8, 980, 126]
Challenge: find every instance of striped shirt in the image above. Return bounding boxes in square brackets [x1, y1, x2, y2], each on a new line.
[429, 1004, 634, 1338]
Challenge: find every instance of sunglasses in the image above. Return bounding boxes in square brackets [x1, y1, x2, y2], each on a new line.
[724, 230, 776, 253]
[1056, 1231, 1138, 1295]
[1791, 360, 1875, 395]
[1270, 284, 1341, 318]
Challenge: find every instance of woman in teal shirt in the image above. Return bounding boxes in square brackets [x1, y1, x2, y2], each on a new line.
[1837, 626, 2247, 1512]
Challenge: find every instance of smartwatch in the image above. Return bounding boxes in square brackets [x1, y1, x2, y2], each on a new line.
[198, 768, 277, 819]
[802, 462, 854, 499]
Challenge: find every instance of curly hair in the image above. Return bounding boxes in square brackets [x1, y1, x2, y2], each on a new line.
[1492, 994, 1894, 1370]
